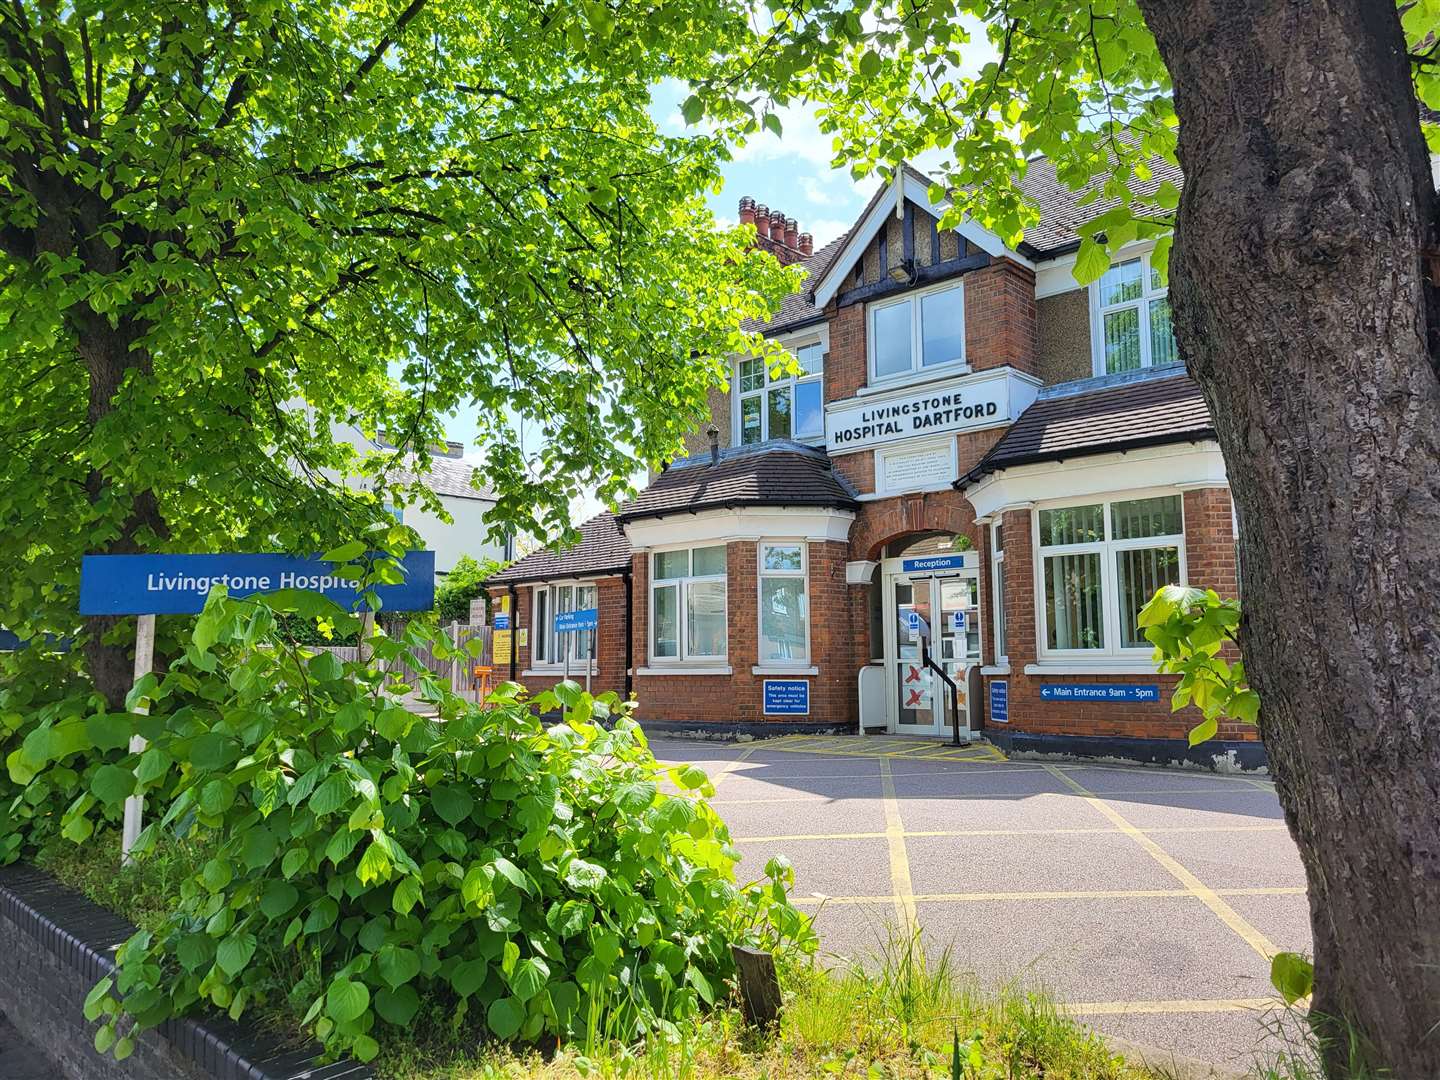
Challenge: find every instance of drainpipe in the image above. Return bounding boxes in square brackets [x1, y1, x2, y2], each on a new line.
[622, 567, 634, 699]
[507, 583, 518, 682]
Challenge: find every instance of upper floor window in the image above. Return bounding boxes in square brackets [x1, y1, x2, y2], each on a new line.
[737, 342, 824, 445]
[1091, 253, 1178, 376]
[869, 281, 965, 381]
[651, 545, 727, 662]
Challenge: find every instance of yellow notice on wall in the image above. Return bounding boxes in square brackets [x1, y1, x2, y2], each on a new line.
[517, 628, 528, 649]
[499, 594, 511, 614]
[493, 629, 512, 666]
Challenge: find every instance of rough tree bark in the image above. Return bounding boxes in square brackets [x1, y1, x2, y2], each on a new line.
[1138, 0, 1440, 1074]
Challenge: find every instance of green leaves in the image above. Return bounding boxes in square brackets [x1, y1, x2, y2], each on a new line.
[486, 997, 526, 1039]
[1140, 586, 1260, 744]
[432, 784, 474, 826]
[90, 764, 136, 805]
[216, 932, 256, 977]
[1270, 952, 1314, 1005]
[325, 979, 369, 1024]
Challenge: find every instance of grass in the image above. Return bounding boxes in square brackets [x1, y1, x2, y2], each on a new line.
[36, 828, 217, 933]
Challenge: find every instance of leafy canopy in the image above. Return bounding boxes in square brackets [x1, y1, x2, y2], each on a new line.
[0, 0, 800, 645]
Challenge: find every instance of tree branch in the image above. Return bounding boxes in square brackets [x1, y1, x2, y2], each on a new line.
[342, 0, 427, 99]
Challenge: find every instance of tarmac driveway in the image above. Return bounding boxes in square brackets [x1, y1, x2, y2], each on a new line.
[648, 734, 1310, 1073]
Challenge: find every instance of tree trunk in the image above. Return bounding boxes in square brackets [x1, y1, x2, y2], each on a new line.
[1137, 0, 1440, 1074]
[75, 312, 166, 709]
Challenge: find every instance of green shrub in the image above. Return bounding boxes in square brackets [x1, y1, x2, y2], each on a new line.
[434, 556, 507, 625]
[54, 589, 813, 1064]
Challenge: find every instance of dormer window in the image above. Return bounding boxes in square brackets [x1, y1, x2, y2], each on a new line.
[737, 342, 824, 444]
[1090, 253, 1178, 376]
[868, 281, 966, 382]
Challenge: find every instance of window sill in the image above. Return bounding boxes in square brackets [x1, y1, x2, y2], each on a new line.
[636, 665, 733, 677]
[1023, 661, 1160, 676]
[522, 665, 597, 678]
[752, 666, 819, 676]
[856, 364, 971, 397]
[981, 664, 1011, 676]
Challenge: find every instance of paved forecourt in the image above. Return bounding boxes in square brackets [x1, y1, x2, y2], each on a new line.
[646, 733, 1310, 1072]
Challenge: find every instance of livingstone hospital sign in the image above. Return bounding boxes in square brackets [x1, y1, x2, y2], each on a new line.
[825, 368, 1038, 453]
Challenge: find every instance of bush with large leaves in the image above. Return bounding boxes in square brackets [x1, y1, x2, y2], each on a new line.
[68, 589, 814, 1063]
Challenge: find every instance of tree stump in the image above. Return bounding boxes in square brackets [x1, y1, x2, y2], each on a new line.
[730, 945, 782, 1029]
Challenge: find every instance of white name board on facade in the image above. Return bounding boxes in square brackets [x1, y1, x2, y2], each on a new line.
[826, 368, 1037, 453]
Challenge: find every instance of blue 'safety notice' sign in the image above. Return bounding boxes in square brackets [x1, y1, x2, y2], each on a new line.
[78, 551, 435, 615]
[763, 679, 810, 716]
[1039, 684, 1159, 703]
[989, 679, 1008, 723]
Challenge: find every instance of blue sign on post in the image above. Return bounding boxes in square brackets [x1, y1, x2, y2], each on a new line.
[493, 613, 511, 630]
[553, 607, 598, 633]
[1039, 684, 1159, 703]
[763, 679, 810, 716]
[78, 551, 436, 615]
[989, 679, 1008, 723]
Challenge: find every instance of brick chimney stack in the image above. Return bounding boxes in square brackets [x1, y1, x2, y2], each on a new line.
[736, 197, 809, 265]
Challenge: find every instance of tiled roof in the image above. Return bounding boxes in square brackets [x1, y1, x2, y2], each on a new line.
[615, 442, 859, 523]
[741, 232, 851, 335]
[394, 454, 496, 501]
[1017, 152, 1184, 255]
[486, 512, 632, 584]
[960, 371, 1214, 485]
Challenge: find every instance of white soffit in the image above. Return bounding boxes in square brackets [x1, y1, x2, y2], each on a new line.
[622, 507, 856, 550]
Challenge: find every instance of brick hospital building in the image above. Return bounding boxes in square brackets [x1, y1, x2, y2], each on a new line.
[487, 162, 1259, 769]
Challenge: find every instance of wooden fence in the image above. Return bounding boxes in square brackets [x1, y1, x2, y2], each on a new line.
[313, 622, 492, 698]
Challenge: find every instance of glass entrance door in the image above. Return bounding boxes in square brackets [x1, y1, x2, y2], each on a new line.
[885, 564, 982, 736]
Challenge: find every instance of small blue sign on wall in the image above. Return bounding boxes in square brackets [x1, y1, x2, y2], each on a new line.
[1039, 684, 1160, 703]
[554, 607, 598, 633]
[989, 679, 1008, 723]
[493, 613, 511, 630]
[901, 553, 970, 574]
[763, 679, 810, 716]
[78, 551, 436, 615]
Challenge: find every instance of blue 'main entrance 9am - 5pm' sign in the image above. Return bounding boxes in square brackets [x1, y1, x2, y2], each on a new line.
[78, 552, 436, 615]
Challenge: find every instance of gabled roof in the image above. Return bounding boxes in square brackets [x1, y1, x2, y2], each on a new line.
[486, 512, 632, 585]
[958, 369, 1213, 486]
[615, 442, 859, 523]
[1017, 152, 1184, 256]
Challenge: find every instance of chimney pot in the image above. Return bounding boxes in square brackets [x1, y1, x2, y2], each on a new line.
[799, 232, 813, 256]
[769, 209, 787, 238]
[754, 204, 771, 239]
[706, 425, 721, 465]
[738, 195, 756, 226]
[784, 217, 799, 249]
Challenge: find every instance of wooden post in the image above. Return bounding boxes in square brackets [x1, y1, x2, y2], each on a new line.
[121, 613, 155, 864]
[730, 945, 782, 1029]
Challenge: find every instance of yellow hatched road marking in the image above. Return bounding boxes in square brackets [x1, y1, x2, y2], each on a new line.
[710, 784, 1289, 805]
[791, 886, 1303, 906]
[1042, 764, 1279, 960]
[730, 823, 1290, 844]
[754, 735, 1008, 762]
[1062, 997, 1285, 1016]
[878, 758, 917, 929]
[707, 744, 757, 789]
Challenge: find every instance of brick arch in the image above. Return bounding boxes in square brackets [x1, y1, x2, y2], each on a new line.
[851, 490, 982, 561]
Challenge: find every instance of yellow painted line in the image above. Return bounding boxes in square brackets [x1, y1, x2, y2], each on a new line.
[878, 758, 916, 929]
[706, 744, 757, 789]
[1062, 997, 1285, 1016]
[729, 824, 1290, 844]
[1042, 765, 1279, 960]
[792, 887, 1303, 907]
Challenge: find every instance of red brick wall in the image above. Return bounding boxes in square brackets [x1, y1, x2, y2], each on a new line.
[484, 578, 628, 699]
[826, 300, 866, 402]
[982, 489, 1256, 743]
[848, 489, 984, 561]
[964, 259, 1038, 376]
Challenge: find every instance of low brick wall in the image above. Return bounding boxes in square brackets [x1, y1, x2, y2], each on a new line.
[0, 865, 369, 1080]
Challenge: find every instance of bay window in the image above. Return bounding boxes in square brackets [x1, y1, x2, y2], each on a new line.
[531, 582, 597, 666]
[737, 342, 824, 445]
[869, 281, 965, 381]
[1091, 252, 1178, 376]
[758, 542, 809, 664]
[1037, 494, 1184, 657]
[651, 546, 727, 662]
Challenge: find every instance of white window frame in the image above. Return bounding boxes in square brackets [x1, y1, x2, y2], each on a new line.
[735, 338, 825, 446]
[648, 545, 728, 665]
[1032, 489, 1187, 661]
[756, 540, 811, 668]
[1088, 249, 1176, 377]
[530, 581, 597, 669]
[990, 523, 1007, 664]
[866, 279, 967, 384]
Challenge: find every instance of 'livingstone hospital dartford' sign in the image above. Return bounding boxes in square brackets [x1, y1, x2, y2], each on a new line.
[824, 369, 1035, 453]
[78, 552, 436, 615]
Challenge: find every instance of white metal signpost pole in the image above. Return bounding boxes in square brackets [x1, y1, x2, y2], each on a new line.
[121, 613, 155, 863]
[586, 613, 593, 696]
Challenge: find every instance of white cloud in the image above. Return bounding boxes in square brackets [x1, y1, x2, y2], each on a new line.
[805, 217, 853, 247]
